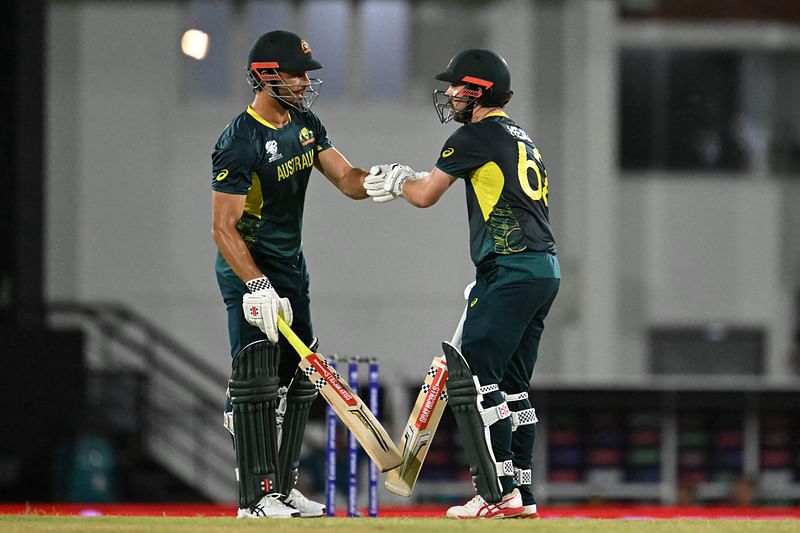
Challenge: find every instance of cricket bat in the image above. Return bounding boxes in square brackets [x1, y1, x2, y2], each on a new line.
[385, 284, 473, 496]
[384, 355, 450, 496]
[277, 317, 403, 472]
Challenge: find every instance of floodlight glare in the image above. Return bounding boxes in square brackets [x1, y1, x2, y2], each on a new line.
[181, 29, 209, 60]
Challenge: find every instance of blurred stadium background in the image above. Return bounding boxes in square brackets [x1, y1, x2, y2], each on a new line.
[2, 0, 800, 514]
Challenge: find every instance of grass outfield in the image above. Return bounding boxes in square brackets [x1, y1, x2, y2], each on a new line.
[2, 516, 800, 533]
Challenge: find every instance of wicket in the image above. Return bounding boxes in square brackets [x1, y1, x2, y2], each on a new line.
[325, 356, 381, 517]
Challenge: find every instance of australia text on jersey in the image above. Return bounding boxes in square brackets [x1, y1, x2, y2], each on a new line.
[277, 150, 314, 181]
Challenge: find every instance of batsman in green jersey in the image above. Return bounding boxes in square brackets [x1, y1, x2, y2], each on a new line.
[211, 30, 394, 519]
[365, 49, 560, 519]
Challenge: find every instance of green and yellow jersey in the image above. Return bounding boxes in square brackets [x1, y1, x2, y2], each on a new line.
[211, 106, 332, 260]
[435, 112, 557, 267]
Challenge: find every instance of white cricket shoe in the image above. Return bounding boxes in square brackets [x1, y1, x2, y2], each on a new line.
[445, 488, 524, 519]
[518, 503, 539, 519]
[283, 488, 326, 517]
[237, 493, 300, 519]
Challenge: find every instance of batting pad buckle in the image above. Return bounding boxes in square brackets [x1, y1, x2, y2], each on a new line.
[276, 386, 289, 428]
[514, 467, 532, 486]
[480, 401, 511, 426]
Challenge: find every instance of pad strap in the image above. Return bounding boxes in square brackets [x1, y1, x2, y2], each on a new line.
[511, 407, 538, 431]
[223, 411, 234, 436]
[503, 391, 528, 402]
[478, 383, 499, 395]
[497, 459, 514, 477]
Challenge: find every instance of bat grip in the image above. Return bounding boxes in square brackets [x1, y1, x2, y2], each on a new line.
[277, 316, 312, 358]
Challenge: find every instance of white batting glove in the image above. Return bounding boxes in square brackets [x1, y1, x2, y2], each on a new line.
[383, 164, 429, 199]
[242, 276, 293, 344]
[365, 164, 399, 203]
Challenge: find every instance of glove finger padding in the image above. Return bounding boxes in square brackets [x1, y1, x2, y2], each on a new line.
[278, 297, 293, 327]
[262, 298, 281, 343]
[383, 164, 415, 196]
[364, 173, 386, 187]
[369, 164, 389, 176]
[365, 174, 398, 202]
[365, 172, 397, 202]
[373, 193, 397, 203]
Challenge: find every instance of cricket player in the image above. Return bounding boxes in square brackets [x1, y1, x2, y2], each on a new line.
[211, 30, 393, 518]
[366, 48, 560, 519]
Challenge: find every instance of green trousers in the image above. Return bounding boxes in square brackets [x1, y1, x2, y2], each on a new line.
[215, 250, 313, 386]
[461, 251, 560, 498]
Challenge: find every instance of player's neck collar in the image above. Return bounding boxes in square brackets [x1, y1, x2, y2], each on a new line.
[247, 105, 292, 130]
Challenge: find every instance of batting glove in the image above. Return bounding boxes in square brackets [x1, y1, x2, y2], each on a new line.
[365, 163, 399, 203]
[383, 164, 429, 200]
[242, 276, 293, 344]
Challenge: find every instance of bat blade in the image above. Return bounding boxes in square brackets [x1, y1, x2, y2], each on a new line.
[279, 318, 403, 472]
[385, 356, 448, 496]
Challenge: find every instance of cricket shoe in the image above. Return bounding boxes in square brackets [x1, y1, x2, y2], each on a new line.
[445, 488, 524, 519]
[237, 493, 299, 519]
[283, 488, 326, 517]
[517, 504, 540, 519]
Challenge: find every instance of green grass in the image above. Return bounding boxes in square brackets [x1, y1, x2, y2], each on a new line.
[1, 516, 799, 533]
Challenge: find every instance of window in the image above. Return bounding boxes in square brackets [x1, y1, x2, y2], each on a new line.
[618, 21, 800, 176]
[619, 49, 747, 171]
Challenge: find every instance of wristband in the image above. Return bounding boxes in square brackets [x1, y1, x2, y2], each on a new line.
[246, 276, 272, 293]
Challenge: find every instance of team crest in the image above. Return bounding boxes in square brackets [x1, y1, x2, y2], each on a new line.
[299, 127, 316, 146]
[300, 39, 311, 54]
[265, 139, 283, 163]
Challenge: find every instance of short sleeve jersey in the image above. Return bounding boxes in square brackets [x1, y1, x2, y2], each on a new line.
[435, 113, 557, 266]
[211, 106, 333, 259]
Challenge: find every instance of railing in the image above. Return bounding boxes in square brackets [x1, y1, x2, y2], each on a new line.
[47, 301, 235, 502]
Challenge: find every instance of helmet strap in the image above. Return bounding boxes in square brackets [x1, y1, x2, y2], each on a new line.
[453, 99, 477, 124]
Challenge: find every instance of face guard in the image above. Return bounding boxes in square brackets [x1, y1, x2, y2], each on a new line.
[432, 83, 484, 124]
[247, 62, 323, 113]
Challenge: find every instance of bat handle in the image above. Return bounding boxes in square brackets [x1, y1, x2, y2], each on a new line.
[277, 316, 312, 358]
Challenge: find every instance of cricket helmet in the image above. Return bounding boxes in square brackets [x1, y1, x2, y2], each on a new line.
[246, 30, 323, 112]
[432, 48, 513, 123]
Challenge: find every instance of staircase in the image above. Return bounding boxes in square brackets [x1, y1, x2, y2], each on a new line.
[48, 301, 235, 503]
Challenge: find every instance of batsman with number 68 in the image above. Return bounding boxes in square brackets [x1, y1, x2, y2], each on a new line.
[366, 49, 560, 519]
